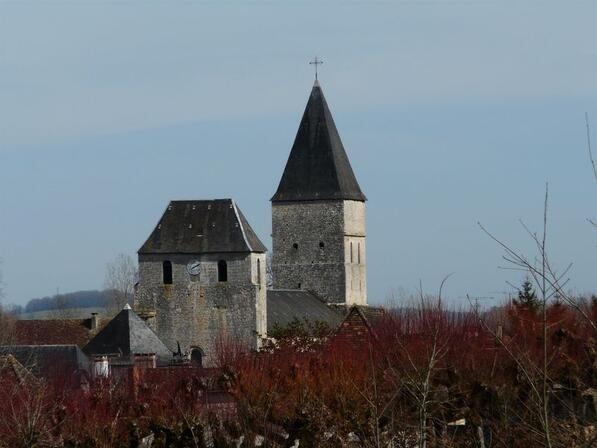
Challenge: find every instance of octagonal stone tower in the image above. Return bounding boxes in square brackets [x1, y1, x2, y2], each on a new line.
[271, 81, 367, 305]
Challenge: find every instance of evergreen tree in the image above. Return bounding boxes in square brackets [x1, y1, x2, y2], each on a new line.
[514, 277, 539, 312]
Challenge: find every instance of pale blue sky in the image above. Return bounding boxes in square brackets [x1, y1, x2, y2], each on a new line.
[1, 1, 596, 306]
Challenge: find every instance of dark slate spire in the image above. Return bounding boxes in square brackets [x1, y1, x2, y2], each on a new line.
[271, 81, 366, 203]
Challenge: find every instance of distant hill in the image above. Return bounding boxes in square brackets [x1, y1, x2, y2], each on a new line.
[17, 306, 110, 320]
[11, 290, 117, 316]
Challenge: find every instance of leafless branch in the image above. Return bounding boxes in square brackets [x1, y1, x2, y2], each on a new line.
[586, 112, 597, 181]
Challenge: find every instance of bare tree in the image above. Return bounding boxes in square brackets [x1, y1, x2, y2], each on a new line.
[585, 112, 597, 183]
[0, 259, 4, 304]
[405, 278, 451, 448]
[477, 184, 597, 448]
[104, 253, 137, 313]
[0, 261, 14, 345]
[0, 376, 63, 447]
[0, 307, 15, 346]
[481, 187, 557, 447]
[48, 293, 72, 319]
[479, 186, 596, 332]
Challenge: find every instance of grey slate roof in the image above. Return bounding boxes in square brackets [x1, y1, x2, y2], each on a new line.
[0, 345, 90, 377]
[266, 290, 343, 332]
[83, 305, 171, 358]
[271, 81, 366, 203]
[139, 199, 267, 254]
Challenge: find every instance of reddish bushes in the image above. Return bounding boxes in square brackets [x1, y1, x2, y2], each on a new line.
[0, 301, 595, 447]
[232, 302, 596, 447]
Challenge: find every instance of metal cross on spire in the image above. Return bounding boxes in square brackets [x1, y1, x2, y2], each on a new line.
[309, 56, 324, 81]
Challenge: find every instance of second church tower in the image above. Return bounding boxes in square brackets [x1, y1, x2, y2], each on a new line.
[271, 81, 367, 305]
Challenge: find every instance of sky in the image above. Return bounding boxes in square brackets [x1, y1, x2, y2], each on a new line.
[1, 0, 597, 307]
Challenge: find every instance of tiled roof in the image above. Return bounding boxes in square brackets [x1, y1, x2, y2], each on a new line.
[14, 319, 94, 348]
[334, 306, 386, 344]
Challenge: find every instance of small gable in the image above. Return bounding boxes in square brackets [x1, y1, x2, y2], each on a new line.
[334, 306, 385, 346]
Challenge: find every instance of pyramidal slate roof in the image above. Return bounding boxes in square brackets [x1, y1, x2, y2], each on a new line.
[83, 304, 171, 358]
[271, 81, 366, 203]
[139, 199, 267, 255]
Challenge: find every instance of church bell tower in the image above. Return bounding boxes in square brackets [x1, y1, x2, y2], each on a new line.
[271, 81, 367, 305]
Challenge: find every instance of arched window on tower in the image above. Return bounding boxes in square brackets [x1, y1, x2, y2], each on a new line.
[163, 260, 173, 285]
[218, 260, 228, 282]
[190, 347, 203, 367]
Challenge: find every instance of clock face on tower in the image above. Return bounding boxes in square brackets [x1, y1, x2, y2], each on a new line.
[187, 260, 201, 276]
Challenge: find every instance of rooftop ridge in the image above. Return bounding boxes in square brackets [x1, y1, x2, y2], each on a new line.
[231, 200, 252, 252]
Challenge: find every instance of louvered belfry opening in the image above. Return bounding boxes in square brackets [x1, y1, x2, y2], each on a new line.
[163, 260, 173, 285]
[218, 260, 228, 282]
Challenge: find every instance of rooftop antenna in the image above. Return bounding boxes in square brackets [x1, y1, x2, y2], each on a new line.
[309, 56, 324, 81]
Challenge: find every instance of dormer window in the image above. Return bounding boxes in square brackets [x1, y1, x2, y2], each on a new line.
[218, 260, 228, 282]
[163, 260, 173, 285]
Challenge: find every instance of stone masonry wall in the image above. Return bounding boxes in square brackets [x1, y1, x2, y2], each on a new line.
[344, 201, 367, 305]
[271, 200, 367, 305]
[134, 252, 266, 367]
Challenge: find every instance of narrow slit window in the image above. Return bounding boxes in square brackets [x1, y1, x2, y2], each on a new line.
[163, 260, 173, 285]
[350, 242, 353, 263]
[358, 243, 361, 264]
[257, 259, 261, 285]
[218, 260, 228, 282]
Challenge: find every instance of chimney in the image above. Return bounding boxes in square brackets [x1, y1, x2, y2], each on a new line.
[91, 312, 100, 330]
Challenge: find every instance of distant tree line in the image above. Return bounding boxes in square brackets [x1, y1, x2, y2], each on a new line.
[3, 254, 138, 316]
[9, 289, 117, 315]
